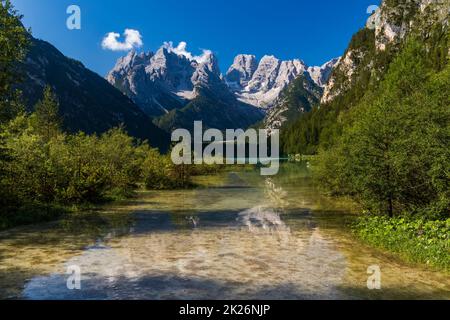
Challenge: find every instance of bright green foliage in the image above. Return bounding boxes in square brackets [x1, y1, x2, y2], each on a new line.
[0, 3, 198, 229]
[52, 129, 150, 203]
[2, 117, 161, 203]
[141, 150, 222, 190]
[315, 37, 450, 218]
[0, 0, 29, 124]
[0, 0, 29, 220]
[57, 133, 109, 203]
[353, 216, 450, 271]
[285, 5, 450, 268]
[95, 128, 148, 198]
[280, 28, 380, 155]
[0, 103, 195, 229]
[142, 151, 194, 190]
[30, 86, 62, 142]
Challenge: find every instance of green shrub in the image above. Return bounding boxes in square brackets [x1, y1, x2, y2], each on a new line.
[353, 215, 450, 271]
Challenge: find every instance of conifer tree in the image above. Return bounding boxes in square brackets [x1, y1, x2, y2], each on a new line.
[31, 86, 62, 142]
[0, 0, 29, 124]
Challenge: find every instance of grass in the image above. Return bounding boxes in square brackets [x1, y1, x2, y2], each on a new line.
[352, 215, 450, 272]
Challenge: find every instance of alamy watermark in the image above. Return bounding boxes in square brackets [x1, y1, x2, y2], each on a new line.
[366, 5, 381, 30]
[367, 265, 382, 290]
[66, 5, 81, 30]
[66, 265, 81, 290]
[171, 121, 280, 176]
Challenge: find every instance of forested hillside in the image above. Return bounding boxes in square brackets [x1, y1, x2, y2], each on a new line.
[281, 0, 449, 156]
[288, 0, 449, 267]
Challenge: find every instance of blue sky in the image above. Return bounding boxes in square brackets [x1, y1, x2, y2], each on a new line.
[12, 0, 381, 76]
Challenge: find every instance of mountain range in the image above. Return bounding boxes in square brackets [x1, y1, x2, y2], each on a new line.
[19, 0, 444, 152]
[14, 29, 341, 151]
[16, 37, 169, 151]
[225, 54, 338, 109]
[106, 45, 339, 132]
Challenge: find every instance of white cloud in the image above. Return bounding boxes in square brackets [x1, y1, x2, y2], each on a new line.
[162, 41, 212, 64]
[102, 29, 143, 51]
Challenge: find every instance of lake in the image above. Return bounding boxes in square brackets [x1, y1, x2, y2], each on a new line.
[0, 163, 448, 299]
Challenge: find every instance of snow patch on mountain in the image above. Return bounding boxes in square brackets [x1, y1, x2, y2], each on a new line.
[226, 55, 339, 109]
[106, 42, 229, 116]
[107, 41, 340, 121]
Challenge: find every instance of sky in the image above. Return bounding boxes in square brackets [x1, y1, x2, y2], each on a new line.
[12, 0, 381, 77]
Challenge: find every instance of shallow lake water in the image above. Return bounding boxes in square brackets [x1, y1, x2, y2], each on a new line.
[0, 163, 449, 300]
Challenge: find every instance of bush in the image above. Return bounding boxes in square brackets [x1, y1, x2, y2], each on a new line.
[141, 151, 193, 190]
[0, 98, 187, 229]
[315, 38, 450, 218]
[353, 215, 450, 271]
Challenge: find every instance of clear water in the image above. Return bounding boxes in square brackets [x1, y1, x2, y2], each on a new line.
[0, 163, 448, 300]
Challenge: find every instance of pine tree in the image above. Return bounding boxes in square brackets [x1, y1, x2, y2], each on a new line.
[31, 86, 62, 142]
[0, 0, 29, 124]
[0, 0, 29, 217]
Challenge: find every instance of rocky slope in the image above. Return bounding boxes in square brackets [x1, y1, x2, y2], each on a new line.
[263, 75, 323, 130]
[322, 0, 450, 104]
[107, 44, 264, 132]
[106, 45, 225, 118]
[225, 55, 338, 109]
[108, 44, 340, 132]
[253, 57, 338, 130]
[279, 0, 450, 155]
[307, 58, 340, 87]
[106, 50, 186, 117]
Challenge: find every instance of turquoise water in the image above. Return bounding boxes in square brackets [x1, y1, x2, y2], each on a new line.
[0, 163, 448, 300]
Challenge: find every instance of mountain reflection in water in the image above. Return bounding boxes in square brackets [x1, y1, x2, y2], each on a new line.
[0, 163, 448, 300]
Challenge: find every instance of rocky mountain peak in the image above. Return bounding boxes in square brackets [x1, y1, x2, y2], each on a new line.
[322, 0, 449, 104]
[225, 53, 330, 109]
[106, 42, 233, 117]
[199, 50, 221, 76]
[247, 55, 282, 92]
[307, 57, 340, 87]
[225, 54, 258, 89]
[106, 42, 341, 126]
[106, 50, 152, 83]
